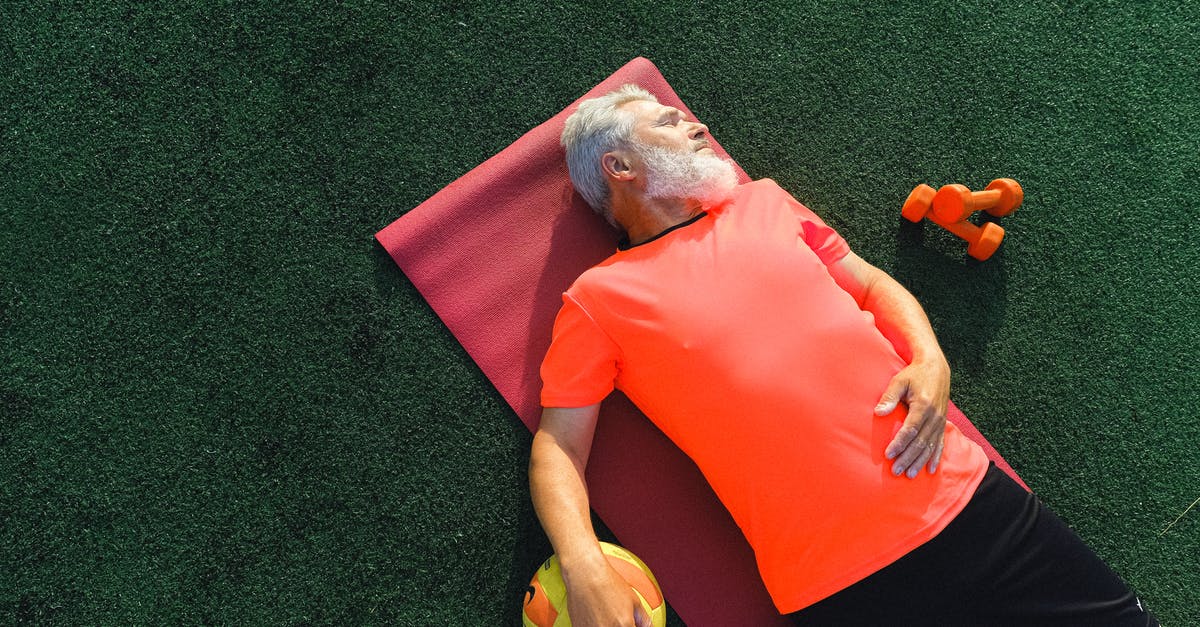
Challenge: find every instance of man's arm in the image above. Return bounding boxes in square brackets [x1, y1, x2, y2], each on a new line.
[529, 405, 651, 627]
[827, 251, 951, 478]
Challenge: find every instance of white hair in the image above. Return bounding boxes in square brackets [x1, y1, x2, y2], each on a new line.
[560, 84, 658, 226]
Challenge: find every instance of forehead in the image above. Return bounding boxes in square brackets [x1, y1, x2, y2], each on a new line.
[620, 99, 681, 123]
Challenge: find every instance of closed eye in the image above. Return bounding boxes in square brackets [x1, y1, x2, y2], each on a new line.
[657, 108, 685, 126]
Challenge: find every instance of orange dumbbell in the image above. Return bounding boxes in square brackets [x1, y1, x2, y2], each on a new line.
[902, 178, 1023, 261]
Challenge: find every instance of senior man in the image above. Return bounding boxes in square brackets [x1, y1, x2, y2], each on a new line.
[529, 84, 1155, 626]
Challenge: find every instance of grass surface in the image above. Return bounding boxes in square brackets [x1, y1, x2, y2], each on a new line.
[2, 1, 1197, 624]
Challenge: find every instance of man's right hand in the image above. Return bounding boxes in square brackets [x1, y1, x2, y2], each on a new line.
[563, 559, 652, 627]
[531, 403, 650, 626]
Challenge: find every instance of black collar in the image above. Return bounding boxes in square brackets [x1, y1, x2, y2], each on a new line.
[617, 212, 709, 251]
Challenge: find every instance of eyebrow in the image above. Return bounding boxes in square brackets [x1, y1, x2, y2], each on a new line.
[656, 107, 684, 123]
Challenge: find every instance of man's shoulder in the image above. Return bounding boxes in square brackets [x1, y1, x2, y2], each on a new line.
[724, 178, 789, 209]
[722, 178, 797, 217]
[737, 177, 787, 196]
[565, 252, 623, 294]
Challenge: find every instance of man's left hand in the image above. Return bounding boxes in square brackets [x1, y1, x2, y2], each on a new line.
[875, 358, 951, 479]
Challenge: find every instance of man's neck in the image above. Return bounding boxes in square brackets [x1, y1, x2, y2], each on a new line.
[618, 196, 704, 247]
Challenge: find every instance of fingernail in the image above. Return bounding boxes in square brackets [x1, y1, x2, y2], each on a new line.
[907, 467, 919, 479]
[892, 464, 904, 476]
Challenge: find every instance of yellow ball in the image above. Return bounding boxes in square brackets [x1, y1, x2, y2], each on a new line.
[521, 542, 667, 627]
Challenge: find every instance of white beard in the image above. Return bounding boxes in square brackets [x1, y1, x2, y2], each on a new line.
[636, 144, 739, 206]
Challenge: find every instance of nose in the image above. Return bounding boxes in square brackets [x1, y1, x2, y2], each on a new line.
[689, 121, 709, 139]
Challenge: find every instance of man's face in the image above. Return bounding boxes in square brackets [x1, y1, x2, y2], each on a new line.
[616, 100, 738, 205]
[622, 100, 713, 157]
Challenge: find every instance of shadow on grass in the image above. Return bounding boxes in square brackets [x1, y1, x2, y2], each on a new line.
[893, 216, 1009, 378]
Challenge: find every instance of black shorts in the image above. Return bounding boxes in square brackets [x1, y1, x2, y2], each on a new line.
[789, 463, 1158, 626]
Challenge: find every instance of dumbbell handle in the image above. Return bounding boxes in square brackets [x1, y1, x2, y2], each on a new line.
[942, 217, 988, 242]
[944, 219, 1006, 261]
[931, 185, 998, 223]
[932, 179, 1023, 224]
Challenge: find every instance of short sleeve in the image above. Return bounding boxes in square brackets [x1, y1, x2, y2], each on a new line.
[764, 179, 851, 266]
[540, 292, 621, 407]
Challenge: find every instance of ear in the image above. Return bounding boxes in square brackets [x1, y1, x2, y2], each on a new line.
[602, 150, 637, 182]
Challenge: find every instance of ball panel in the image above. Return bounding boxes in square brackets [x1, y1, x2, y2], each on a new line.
[535, 556, 568, 606]
[522, 577, 559, 626]
[600, 543, 664, 608]
[607, 554, 664, 608]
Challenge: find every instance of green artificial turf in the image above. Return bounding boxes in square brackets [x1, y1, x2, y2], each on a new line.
[2, 1, 1197, 624]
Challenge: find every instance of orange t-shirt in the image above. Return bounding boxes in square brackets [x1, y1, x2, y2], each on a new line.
[540, 179, 988, 612]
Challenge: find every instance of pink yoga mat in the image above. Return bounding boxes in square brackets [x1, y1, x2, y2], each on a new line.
[378, 57, 1027, 626]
